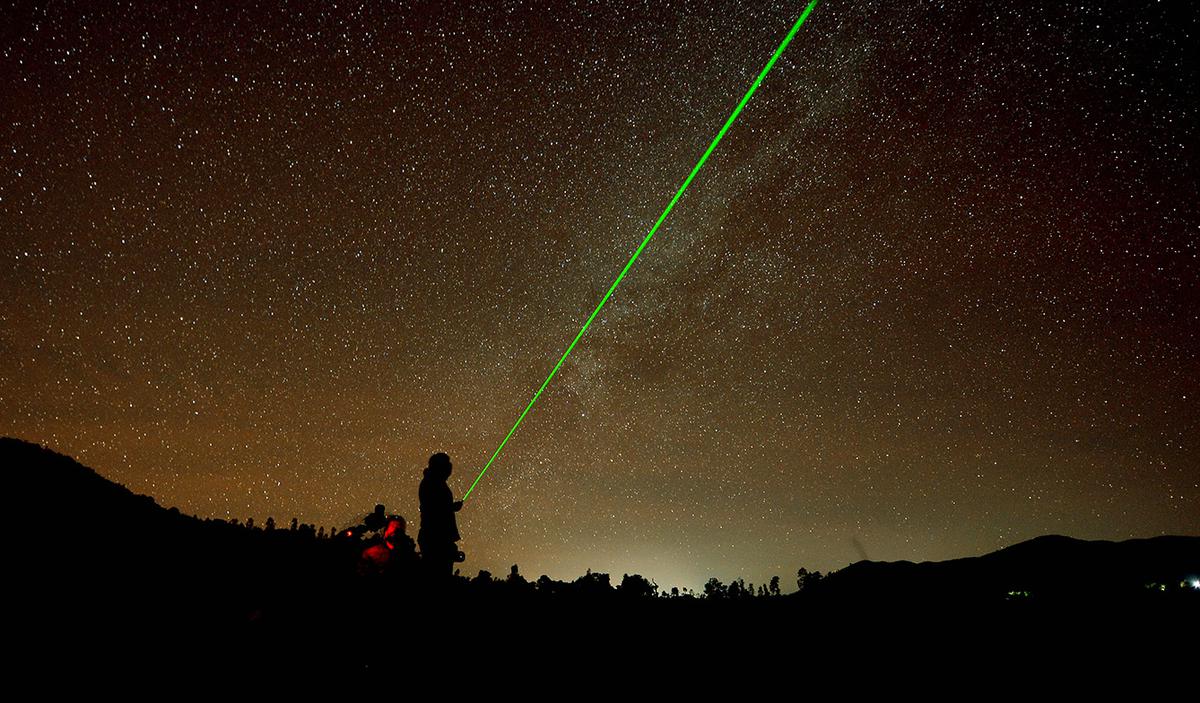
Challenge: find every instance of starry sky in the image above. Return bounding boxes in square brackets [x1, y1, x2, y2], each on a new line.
[2, 0, 1197, 590]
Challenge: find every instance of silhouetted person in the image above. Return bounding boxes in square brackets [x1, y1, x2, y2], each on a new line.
[359, 516, 417, 576]
[384, 516, 417, 559]
[418, 452, 462, 578]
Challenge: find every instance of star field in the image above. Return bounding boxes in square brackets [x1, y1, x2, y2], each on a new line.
[2, 0, 1197, 590]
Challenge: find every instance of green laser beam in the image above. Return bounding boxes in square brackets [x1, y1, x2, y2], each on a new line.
[463, 0, 821, 502]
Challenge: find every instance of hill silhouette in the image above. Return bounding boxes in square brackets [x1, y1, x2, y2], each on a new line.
[816, 534, 1199, 603]
[7, 436, 1197, 673]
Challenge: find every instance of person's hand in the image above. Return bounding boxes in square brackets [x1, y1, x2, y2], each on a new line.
[453, 500, 463, 511]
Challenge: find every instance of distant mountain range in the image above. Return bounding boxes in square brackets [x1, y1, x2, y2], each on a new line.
[816, 533, 1198, 603]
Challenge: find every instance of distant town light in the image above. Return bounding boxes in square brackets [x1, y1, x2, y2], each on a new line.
[1190, 578, 1200, 590]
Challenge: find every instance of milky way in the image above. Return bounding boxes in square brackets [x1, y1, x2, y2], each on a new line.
[2, 0, 1197, 589]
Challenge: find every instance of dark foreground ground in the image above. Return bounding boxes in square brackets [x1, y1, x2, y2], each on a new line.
[8, 436, 1198, 679]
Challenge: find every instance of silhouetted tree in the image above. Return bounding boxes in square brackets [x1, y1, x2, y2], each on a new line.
[769, 576, 781, 597]
[571, 569, 612, 598]
[618, 573, 657, 599]
[797, 567, 824, 593]
[265, 517, 275, 531]
[704, 578, 727, 600]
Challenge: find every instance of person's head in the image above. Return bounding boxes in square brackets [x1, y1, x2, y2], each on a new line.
[429, 452, 452, 479]
[383, 517, 406, 542]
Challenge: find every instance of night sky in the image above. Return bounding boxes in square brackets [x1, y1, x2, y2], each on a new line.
[2, 0, 1197, 590]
